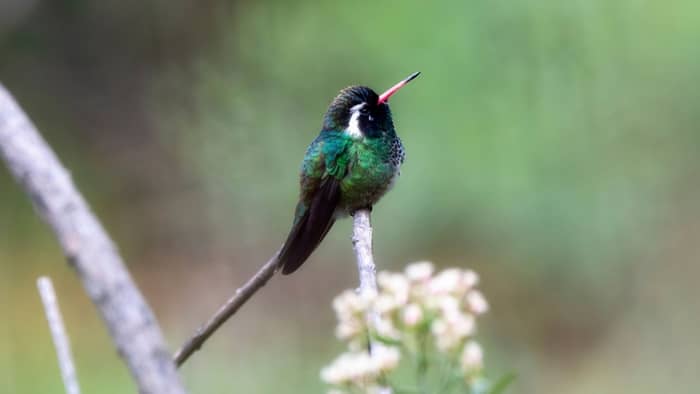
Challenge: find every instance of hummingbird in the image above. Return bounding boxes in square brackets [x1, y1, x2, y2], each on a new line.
[277, 72, 420, 275]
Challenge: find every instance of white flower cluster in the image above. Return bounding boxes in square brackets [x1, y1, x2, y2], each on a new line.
[321, 262, 489, 393]
[320, 343, 398, 393]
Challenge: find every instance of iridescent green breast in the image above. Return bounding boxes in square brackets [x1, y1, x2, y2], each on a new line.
[338, 134, 404, 212]
[297, 130, 404, 215]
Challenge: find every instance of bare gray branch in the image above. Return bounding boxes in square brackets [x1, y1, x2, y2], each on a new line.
[37, 276, 81, 394]
[0, 84, 186, 394]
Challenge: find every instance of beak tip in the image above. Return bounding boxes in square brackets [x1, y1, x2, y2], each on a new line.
[406, 71, 421, 83]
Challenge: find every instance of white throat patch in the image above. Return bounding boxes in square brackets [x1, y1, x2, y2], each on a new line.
[346, 103, 365, 140]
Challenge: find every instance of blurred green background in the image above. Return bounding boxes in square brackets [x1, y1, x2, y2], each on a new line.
[2, 0, 699, 392]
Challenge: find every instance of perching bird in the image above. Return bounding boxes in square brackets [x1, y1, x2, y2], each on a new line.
[277, 72, 420, 275]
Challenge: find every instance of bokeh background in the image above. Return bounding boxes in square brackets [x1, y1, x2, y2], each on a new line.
[2, 1, 699, 393]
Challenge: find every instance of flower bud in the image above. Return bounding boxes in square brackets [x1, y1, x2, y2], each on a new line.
[466, 290, 489, 315]
[460, 341, 484, 373]
[402, 303, 423, 327]
[405, 261, 434, 282]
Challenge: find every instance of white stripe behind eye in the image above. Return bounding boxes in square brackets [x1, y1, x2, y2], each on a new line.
[346, 103, 365, 139]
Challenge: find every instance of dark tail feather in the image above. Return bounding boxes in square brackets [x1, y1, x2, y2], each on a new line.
[278, 177, 341, 275]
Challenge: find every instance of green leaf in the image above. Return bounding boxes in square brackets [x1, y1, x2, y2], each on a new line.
[372, 333, 403, 346]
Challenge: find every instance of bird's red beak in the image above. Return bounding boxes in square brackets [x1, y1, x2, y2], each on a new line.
[377, 72, 421, 105]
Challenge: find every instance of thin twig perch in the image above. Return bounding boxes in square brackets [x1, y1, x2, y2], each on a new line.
[37, 276, 81, 394]
[174, 252, 279, 367]
[0, 84, 186, 394]
[351, 209, 381, 347]
[351, 209, 379, 297]
[352, 209, 391, 394]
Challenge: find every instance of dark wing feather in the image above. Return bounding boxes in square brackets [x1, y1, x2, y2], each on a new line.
[278, 176, 341, 275]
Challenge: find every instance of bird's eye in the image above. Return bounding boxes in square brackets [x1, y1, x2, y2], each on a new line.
[359, 106, 373, 121]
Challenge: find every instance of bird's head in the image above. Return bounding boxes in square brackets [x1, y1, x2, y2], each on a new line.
[322, 72, 420, 139]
